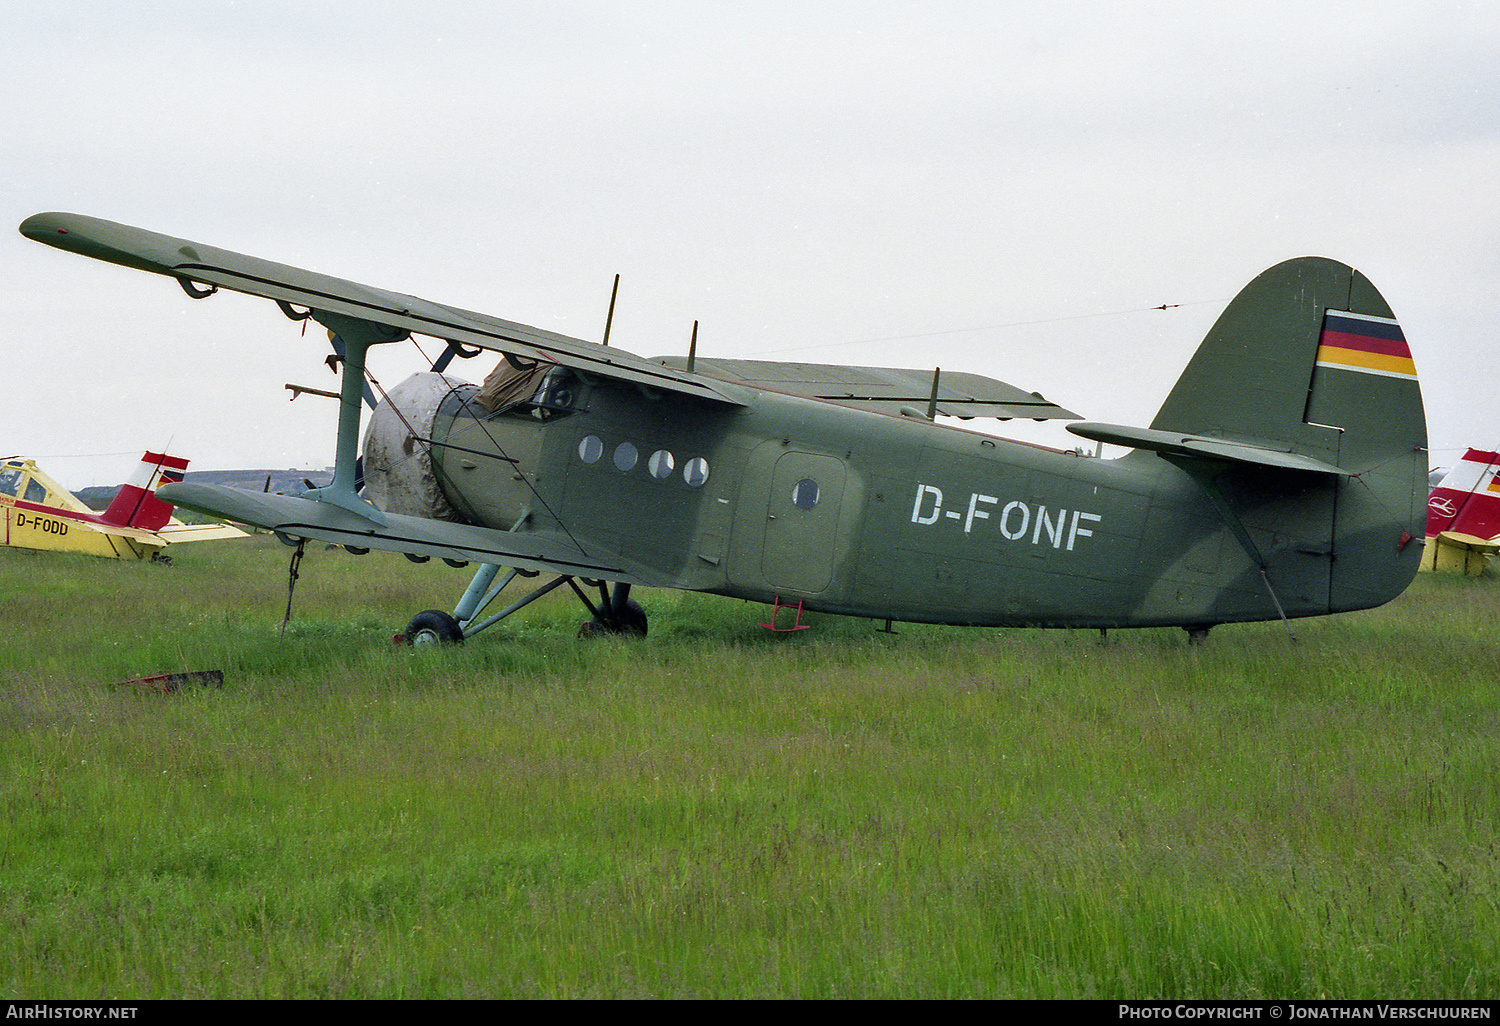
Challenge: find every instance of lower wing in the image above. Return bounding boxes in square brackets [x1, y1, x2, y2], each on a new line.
[156, 521, 249, 544]
[157, 483, 667, 586]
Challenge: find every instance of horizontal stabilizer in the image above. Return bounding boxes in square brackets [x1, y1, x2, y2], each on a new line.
[654, 357, 1079, 420]
[21, 212, 740, 408]
[1067, 422, 1349, 475]
[157, 482, 668, 586]
[65, 520, 167, 544]
[1433, 531, 1500, 552]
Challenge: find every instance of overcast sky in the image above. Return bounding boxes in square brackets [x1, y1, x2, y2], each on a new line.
[5, 1, 1498, 488]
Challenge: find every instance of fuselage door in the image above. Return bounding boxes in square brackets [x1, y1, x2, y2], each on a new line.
[761, 451, 847, 594]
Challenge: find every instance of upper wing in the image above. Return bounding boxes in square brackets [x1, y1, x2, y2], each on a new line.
[22, 212, 1085, 420]
[652, 357, 1079, 420]
[20, 212, 740, 407]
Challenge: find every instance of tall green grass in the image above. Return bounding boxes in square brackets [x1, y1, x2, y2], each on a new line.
[2, 539, 1496, 997]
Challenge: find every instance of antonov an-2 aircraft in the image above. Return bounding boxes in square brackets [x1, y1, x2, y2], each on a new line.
[21, 212, 1428, 645]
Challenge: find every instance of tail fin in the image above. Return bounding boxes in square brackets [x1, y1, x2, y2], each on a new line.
[1421, 448, 1500, 574]
[101, 452, 189, 531]
[1425, 448, 1500, 539]
[1149, 257, 1428, 613]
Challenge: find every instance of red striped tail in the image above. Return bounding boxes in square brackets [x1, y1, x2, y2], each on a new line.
[101, 452, 189, 531]
[1427, 448, 1500, 541]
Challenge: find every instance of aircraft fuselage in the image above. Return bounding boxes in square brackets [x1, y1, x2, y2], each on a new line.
[424, 371, 1345, 629]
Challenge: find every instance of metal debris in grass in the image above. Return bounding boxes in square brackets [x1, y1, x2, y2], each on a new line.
[111, 670, 225, 694]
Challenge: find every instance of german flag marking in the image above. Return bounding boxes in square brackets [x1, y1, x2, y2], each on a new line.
[1315, 310, 1416, 380]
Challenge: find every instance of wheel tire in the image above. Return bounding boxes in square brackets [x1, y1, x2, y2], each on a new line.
[405, 609, 464, 647]
[613, 598, 648, 638]
[578, 598, 648, 639]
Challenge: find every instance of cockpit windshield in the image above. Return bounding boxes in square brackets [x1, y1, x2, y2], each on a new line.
[473, 361, 578, 421]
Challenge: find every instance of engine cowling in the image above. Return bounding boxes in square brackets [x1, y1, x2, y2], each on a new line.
[360, 371, 472, 521]
[361, 364, 579, 528]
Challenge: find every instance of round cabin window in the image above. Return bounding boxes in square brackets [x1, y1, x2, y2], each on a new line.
[613, 442, 639, 472]
[791, 478, 820, 510]
[578, 435, 604, 464]
[649, 450, 675, 480]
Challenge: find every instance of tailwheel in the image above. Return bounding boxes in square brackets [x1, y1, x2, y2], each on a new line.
[404, 609, 464, 647]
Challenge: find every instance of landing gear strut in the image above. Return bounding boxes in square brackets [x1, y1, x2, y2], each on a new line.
[398, 564, 647, 645]
[575, 582, 648, 638]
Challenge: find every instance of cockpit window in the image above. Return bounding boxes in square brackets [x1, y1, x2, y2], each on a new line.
[24, 478, 47, 503]
[533, 368, 578, 414]
[0, 469, 20, 497]
[473, 361, 578, 421]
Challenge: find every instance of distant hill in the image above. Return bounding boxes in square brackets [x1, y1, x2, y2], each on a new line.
[74, 468, 335, 511]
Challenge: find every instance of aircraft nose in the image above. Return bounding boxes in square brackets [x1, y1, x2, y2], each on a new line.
[361, 371, 471, 520]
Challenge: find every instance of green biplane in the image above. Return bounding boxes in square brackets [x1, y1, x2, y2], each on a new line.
[21, 212, 1427, 644]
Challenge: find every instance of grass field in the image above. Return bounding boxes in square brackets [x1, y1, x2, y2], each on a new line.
[2, 536, 1496, 998]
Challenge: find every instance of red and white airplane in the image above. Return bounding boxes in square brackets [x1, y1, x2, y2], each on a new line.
[1423, 447, 1500, 575]
[1, 451, 244, 561]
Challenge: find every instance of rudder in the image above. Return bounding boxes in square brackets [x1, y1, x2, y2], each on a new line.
[101, 452, 189, 531]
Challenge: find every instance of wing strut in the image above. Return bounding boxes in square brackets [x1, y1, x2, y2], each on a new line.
[299, 311, 409, 526]
[431, 339, 481, 374]
[326, 333, 379, 409]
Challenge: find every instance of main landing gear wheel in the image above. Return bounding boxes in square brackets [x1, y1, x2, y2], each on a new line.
[578, 597, 648, 639]
[405, 609, 464, 647]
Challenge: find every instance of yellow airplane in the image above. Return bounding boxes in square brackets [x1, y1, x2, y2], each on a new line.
[0, 451, 245, 561]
